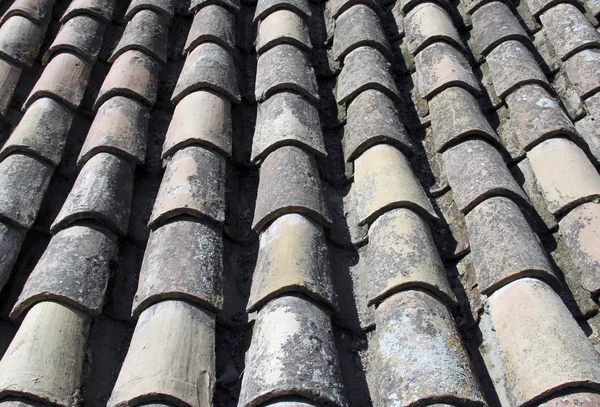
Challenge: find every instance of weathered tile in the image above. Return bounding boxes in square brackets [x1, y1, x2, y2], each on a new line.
[43, 15, 105, 64]
[514, 157, 558, 231]
[329, 0, 380, 19]
[164, 91, 232, 159]
[415, 42, 481, 100]
[185, 5, 235, 54]
[0, 302, 89, 407]
[505, 84, 578, 151]
[253, 145, 330, 232]
[248, 213, 335, 312]
[405, 2, 462, 56]
[172, 42, 240, 104]
[0, 221, 26, 292]
[487, 40, 550, 100]
[332, 5, 390, 62]
[108, 301, 215, 407]
[0, 57, 21, 116]
[254, 0, 310, 21]
[253, 92, 325, 163]
[11, 224, 118, 318]
[371, 291, 485, 407]
[560, 203, 600, 292]
[354, 144, 438, 225]
[0, 98, 74, 166]
[149, 146, 226, 228]
[465, 196, 557, 294]
[336, 46, 398, 104]
[134, 218, 223, 315]
[541, 393, 600, 407]
[191, 0, 241, 14]
[0, 15, 45, 67]
[429, 86, 499, 153]
[79, 96, 149, 165]
[366, 208, 456, 306]
[487, 278, 600, 407]
[0, 0, 54, 25]
[443, 139, 529, 214]
[109, 9, 168, 65]
[400, 0, 451, 13]
[257, 9, 311, 54]
[96, 50, 159, 109]
[24, 52, 92, 111]
[344, 89, 412, 161]
[0, 154, 53, 229]
[52, 153, 135, 236]
[125, 0, 175, 25]
[472, 2, 529, 58]
[255, 44, 318, 103]
[541, 3, 600, 61]
[61, 0, 116, 23]
[238, 296, 347, 407]
[563, 49, 600, 99]
[528, 137, 600, 215]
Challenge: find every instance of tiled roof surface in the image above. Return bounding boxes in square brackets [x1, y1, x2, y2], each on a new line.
[0, 0, 600, 406]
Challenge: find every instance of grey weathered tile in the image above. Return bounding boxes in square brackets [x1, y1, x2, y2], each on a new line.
[0, 57, 21, 116]
[43, 15, 105, 64]
[173, 42, 240, 104]
[0, 98, 74, 166]
[0, 154, 53, 229]
[465, 196, 557, 294]
[61, 0, 116, 23]
[185, 5, 235, 54]
[253, 92, 325, 163]
[254, 0, 310, 21]
[52, 153, 135, 235]
[366, 208, 456, 305]
[472, 1, 529, 58]
[11, 224, 118, 318]
[0, 221, 26, 292]
[0, 15, 45, 67]
[125, 0, 175, 26]
[134, 218, 223, 315]
[344, 89, 412, 161]
[149, 146, 226, 229]
[443, 139, 529, 214]
[540, 3, 600, 61]
[79, 96, 149, 165]
[238, 296, 347, 407]
[563, 48, 600, 99]
[415, 42, 480, 100]
[332, 5, 390, 62]
[336, 46, 398, 104]
[0, 0, 54, 25]
[371, 291, 485, 407]
[505, 84, 578, 151]
[255, 44, 318, 103]
[109, 9, 168, 65]
[191, 0, 241, 14]
[429, 86, 499, 153]
[487, 39, 550, 99]
[253, 145, 331, 232]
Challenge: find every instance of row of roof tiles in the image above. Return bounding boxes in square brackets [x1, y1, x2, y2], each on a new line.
[1, 0, 600, 406]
